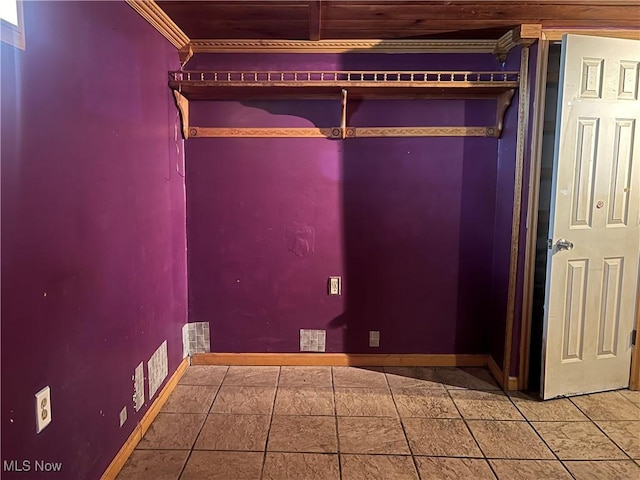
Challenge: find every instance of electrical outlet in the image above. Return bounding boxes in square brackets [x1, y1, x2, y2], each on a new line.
[369, 331, 380, 347]
[119, 406, 127, 427]
[328, 276, 342, 295]
[35, 386, 51, 433]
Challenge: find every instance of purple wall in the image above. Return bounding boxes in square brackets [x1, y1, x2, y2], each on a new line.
[186, 53, 513, 354]
[1, 2, 186, 478]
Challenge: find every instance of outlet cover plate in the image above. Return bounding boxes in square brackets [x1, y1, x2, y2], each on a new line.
[119, 406, 127, 427]
[133, 362, 144, 412]
[35, 386, 51, 433]
[328, 276, 342, 295]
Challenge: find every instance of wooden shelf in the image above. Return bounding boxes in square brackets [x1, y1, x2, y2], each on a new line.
[169, 70, 519, 139]
[169, 70, 519, 100]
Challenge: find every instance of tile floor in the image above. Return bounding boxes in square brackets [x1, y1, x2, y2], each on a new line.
[117, 366, 640, 480]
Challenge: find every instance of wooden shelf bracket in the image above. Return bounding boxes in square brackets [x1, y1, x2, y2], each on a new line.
[172, 90, 189, 139]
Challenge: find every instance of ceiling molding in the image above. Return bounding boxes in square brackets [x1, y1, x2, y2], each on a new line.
[188, 39, 499, 54]
[126, 0, 189, 49]
[542, 28, 640, 41]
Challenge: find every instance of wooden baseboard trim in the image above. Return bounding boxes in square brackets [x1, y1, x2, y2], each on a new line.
[191, 353, 488, 367]
[487, 355, 504, 388]
[101, 357, 189, 480]
[487, 355, 519, 391]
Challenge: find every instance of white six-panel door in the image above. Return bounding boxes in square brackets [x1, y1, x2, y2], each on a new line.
[542, 35, 640, 399]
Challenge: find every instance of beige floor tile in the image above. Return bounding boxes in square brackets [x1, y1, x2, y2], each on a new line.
[337, 416, 410, 454]
[194, 414, 270, 451]
[392, 388, 460, 418]
[278, 366, 332, 387]
[273, 387, 334, 415]
[489, 460, 572, 480]
[161, 385, 219, 414]
[116, 450, 189, 480]
[179, 366, 228, 386]
[402, 418, 481, 457]
[618, 390, 640, 407]
[335, 387, 397, 416]
[414, 457, 495, 480]
[563, 460, 640, 480]
[571, 391, 640, 421]
[222, 366, 280, 386]
[468, 420, 554, 459]
[385, 367, 444, 389]
[210, 385, 275, 414]
[181, 451, 263, 480]
[262, 452, 340, 480]
[137, 413, 205, 450]
[332, 367, 388, 388]
[341, 455, 418, 480]
[437, 367, 500, 391]
[532, 421, 626, 460]
[267, 415, 337, 453]
[509, 392, 588, 421]
[595, 421, 640, 459]
[450, 390, 524, 420]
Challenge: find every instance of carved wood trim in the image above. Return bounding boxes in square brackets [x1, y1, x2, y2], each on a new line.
[189, 127, 339, 138]
[187, 39, 499, 54]
[494, 24, 542, 62]
[503, 46, 531, 388]
[188, 126, 494, 138]
[125, 0, 189, 49]
[353, 127, 491, 137]
[179, 44, 194, 67]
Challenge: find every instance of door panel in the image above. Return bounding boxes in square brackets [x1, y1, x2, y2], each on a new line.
[542, 35, 640, 399]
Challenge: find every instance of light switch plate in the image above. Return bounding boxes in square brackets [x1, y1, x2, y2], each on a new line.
[119, 406, 127, 428]
[133, 362, 144, 412]
[35, 386, 51, 433]
[328, 276, 342, 295]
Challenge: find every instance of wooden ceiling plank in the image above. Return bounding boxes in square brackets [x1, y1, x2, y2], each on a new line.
[152, 0, 640, 43]
[309, 0, 322, 41]
[322, 3, 637, 21]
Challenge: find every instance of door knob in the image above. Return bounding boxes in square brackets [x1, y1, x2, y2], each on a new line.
[555, 238, 574, 251]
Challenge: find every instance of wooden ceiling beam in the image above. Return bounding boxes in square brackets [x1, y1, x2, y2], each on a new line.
[309, 0, 322, 41]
